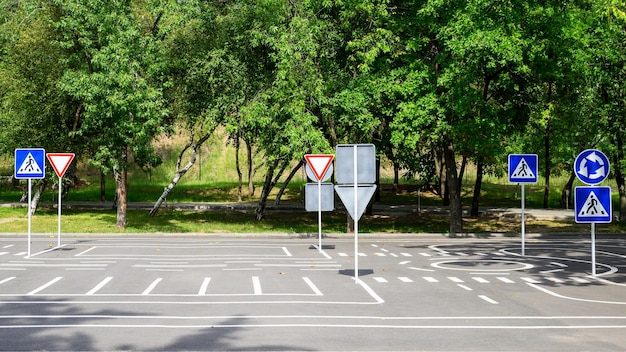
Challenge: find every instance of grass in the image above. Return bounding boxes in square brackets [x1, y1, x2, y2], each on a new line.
[1, 129, 625, 234]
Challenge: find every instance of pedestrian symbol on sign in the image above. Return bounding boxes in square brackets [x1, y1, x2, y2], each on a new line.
[577, 191, 608, 217]
[511, 158, 535, 179]
[18, 153, 42, 174]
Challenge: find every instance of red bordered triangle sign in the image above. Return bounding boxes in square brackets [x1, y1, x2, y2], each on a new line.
[46, 153, 75, 178]
[304, 154, 334, 181]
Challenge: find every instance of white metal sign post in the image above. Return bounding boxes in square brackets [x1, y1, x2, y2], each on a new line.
[304, 154, 334, 253]
[574, 149, 611, 276]
[47, 153, 75, 249]
[15, 148, 46, 258]
[508, 154, 538, 256]
[335, 144, 376, 283]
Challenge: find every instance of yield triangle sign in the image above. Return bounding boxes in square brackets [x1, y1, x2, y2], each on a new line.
[304, 154, 334, 181]
[334, 185, 377, 221]
[47, 153, 75, 178]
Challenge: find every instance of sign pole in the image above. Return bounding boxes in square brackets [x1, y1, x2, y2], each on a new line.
[317, 179, 322, 253]
[27, 178, 32, 258]
[521, 184, 526, 256]
[591, 223, 596, 276]
[57, 176, 62, 248]
[353, 145, 359, 283]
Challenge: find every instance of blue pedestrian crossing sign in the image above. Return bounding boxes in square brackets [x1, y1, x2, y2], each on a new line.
[508, 154, 538, 183]
[14, 148, 46, 179]
[574, 149, 610, 185]
[575, 186, 612, 223]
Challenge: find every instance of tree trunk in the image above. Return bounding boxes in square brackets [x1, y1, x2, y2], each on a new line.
[470, 158, 483, 217]
[100, 171, 106, 202]
[560, 170, 575, 209]
[543, 121, 550, 209]
[274, 160, 303, 205]
[614, 132, 626, 222]
[256, 162, 276, 221]
[235, 136, 243, 202]
[246, 138, 254, 197]
[433, 146, 449, 205]
[29, 179, 48, 215]
[149, 132, 212, 217]
[114, 148, 128, 229]
[444, 140, 463, 236]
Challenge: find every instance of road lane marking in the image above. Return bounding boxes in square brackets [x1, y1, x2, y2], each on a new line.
[2, 245, 14, 249]
[423, 277, 438, 283]
[198, 278, 211, 295]
[302, 277, 323, 296]
[400, 253, 412, 257]
[373, 277, 387, 283]
[399, 261, 411, 265]
[521, 277, 541, 284]
[27, 277, 63, 295]
[570, 277, 590, 284]
[0, 277, 16, 285]
[398, 277, 413, 283]
[142, 278, 162, 295]
[473, 277, 489, 284]
[282, 247, 292, 257]
[356, 278, 385, 303]
[252, 276, 262, 295]
[448, 277, 464, 283]
[457, 284, 472, 291]
[75, 247, 96, 256]
[0, 252, 8, 256]
[478, 295, 499, 304]
[86, 277, 113, 295]
[497, 277, 515, 284]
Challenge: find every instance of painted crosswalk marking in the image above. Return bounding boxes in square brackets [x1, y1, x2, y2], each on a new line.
[497, 277, 515, 284]
[198, 277, 211, 295]
[374, 277, 388, 283]
[473, 277, 489, 284]
[423, 277, 439, 283]
[86, 277, 113, 295]
[27, 277, 63, 295]
[398, 277, 413, 283]
[142, 278, 163, 295]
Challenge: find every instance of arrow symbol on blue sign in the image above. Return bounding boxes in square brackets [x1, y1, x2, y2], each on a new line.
[577, 152, 606, 180]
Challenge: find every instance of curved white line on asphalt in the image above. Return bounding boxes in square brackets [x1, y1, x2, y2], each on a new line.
[502, 247, 618, 276]
[431, 260, 533, 272]
[528, 283, 626, 304]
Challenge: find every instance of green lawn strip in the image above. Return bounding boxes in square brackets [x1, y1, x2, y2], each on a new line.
[1, 207, 623, 234]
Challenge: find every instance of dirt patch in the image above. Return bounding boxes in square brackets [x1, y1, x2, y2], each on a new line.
[0, 218, 20, 224]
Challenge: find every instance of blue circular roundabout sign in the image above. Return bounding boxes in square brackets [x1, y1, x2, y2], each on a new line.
[574, 149, 610, 185]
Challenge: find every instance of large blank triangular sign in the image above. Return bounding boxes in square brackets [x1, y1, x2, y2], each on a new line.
[334, 185, 377, 221]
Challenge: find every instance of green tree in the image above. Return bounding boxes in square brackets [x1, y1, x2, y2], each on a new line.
[52, 0, 168, 228]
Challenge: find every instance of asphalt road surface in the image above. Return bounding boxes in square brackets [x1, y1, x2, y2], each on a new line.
[0, 233, 625, 351]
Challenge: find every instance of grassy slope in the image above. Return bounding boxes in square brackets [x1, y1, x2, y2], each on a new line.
[0, 129, 623, 234]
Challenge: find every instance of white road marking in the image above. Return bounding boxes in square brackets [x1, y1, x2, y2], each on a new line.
[419, 253, 431, 257]
[27, 277, 63, 295]
[75, 247, 96, 256]
[142, 278, 163, 295]
[479, 295, 499, 304]
[198, 277, 211, 295]
[282, 247, 292, 257]
[302, 277, 323, 296]
[373, 277, 388, 283]
[398, 277, 413, 283]
[546, 277, 565, 284]
[86, 277, 113, 295]
[374, 253, 386, 257]
[528, 283, 626, 305]
[338, 253, 348, 257]
[2, 245, 14, 249]
[390, 253, 399, 257]
[0, 277, 16, 285]
[423, 277, 438, 283]
[356, 278, 385, 303]
[252, 276, 262, 295]
[457, 284, 473, 291]
[14, 252, 27, 256]
[408, 267, 435, 272]
[400, 253, 412, 257]
[448, 277, 464, 283]
[497, 277, 515, 284]
[473, 277, 489, 284]
[570, 277, 591, 284]
[0, 252, 8, 256]
[521, 277, 541, 284]
[399, 261, 411, 265]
